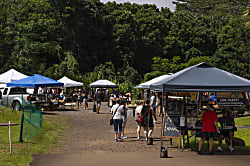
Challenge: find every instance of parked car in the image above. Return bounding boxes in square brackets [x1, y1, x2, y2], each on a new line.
[0, 87, 30, 111]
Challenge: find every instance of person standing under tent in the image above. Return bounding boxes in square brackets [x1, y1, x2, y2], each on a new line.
[217, 109, 236, 152]
[198, 102, 219, 155]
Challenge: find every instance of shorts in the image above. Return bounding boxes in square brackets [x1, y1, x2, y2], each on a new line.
[221, 131, 230, 138]
[97, 101, 101, 106]
[201, 132, 218, 139]
[135, 120, 141, 125]
[123, 116, 127, 123]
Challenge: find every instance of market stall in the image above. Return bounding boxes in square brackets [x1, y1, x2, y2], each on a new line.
[58, 76, 83, 88]
[0, 69, 28, 85]
[149, 62, 250, 153]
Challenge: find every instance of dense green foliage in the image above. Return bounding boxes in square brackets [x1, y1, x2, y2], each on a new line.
[0, 0, 249, 91]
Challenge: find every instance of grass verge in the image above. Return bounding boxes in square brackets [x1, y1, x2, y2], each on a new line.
[235, 116, 250, 126]
[0, 107, 68, 166]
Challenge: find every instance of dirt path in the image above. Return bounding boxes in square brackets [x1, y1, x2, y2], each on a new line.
[30, 102, 250, 166]
[48, 102, 165, 154]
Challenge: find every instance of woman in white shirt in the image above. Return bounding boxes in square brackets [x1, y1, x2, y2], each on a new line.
[111, 98, 124, 142]
[135, 101, 143, 139]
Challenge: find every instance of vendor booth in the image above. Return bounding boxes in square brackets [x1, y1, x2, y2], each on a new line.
[58, 76, 83, 88]
[0, 69, 28, 85]
[89, 79, 118, 88]
[149, 62, 250, 153]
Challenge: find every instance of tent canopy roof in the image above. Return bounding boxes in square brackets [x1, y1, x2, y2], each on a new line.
[58, 76, 83, 87]
[150, 63, 250, 92]
[89, 79, 118, 88]
[135, 73, 173, 89]
[7, 74, 63, 88]
[0, 69, 28, 84]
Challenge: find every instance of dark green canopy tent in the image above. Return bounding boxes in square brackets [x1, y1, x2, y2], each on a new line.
[150, 63, 250, 92]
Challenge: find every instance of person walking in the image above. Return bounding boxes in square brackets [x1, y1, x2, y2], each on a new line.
[198, 102, 219, 154]
[141, 99, 156, 143]
[149, 91, 157, 123]
[121, 99, 127, 139]
[135, 101, 143, 139]
[82, 89, 88, 110]
[111, 99, 124, 142]
[77, 89, 83, 109]
[95, 89, 102, 114]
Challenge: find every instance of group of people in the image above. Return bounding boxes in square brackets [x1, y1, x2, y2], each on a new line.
[110, 91, 157, 143]
[198, 102, 236, 154]
[36, 87, 65, 101]
[70, 88, 89, 110]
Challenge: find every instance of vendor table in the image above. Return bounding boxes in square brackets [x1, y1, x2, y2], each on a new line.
[178, 126, 234, 151]
[0, 122, 19, 154]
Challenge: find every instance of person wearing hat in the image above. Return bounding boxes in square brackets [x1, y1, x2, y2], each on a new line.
[217, 109, 236, 152]
[198, 102, 219, 155]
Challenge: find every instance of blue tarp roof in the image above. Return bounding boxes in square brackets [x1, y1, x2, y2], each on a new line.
[7, 74, 63, 88]
[150, 63, 250, 92]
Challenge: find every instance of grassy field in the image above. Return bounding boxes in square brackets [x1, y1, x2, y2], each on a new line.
[0, 107, 68, 166]
[235, 115, 250, 126]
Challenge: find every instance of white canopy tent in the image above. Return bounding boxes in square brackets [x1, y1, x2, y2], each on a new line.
[89, 79, 118, 88]
[58, 76, 83, 87]
[134, 73, 173, 89]
[0, 69, 28, 84]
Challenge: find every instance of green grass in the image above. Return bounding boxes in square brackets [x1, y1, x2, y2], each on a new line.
[235, 116, 250, 126]
[0, 107, 68, 166]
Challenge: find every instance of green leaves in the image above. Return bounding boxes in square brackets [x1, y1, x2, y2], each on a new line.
[0, 0, 249, 92]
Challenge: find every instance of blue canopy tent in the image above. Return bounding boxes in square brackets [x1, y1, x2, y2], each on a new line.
[6, 74, 63, 142]
[7, 74, 63, 88]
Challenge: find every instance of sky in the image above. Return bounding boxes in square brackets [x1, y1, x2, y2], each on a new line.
[100, 0, 177, 12]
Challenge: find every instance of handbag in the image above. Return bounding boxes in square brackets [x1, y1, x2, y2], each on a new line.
[110, 105, 120, 125]
[110, 118, 114, 125]
[93, 102, 96, 112]
[138, 108, 150, 123]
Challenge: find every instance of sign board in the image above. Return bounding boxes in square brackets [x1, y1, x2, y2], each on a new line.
[217, 98, 244, 107]
[163, 100, 182, 138]
[216, 92, 245, 107]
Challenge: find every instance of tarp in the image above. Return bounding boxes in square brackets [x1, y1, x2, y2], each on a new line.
[134, 73, 173, 89]
[0, 69, 28, 83]
[150, 62, 250, 92]
[7, 74, 64, 88]
[58, 76, 83, 87]
[89, 79, 118, 88]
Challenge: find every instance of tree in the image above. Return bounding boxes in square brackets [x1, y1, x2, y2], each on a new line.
[2, 0, 62, 75]
[213, 17, 250, 79]
[175, 0, 249, 16]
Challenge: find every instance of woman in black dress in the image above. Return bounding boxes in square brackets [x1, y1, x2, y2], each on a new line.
[141, 99, 156, 142]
